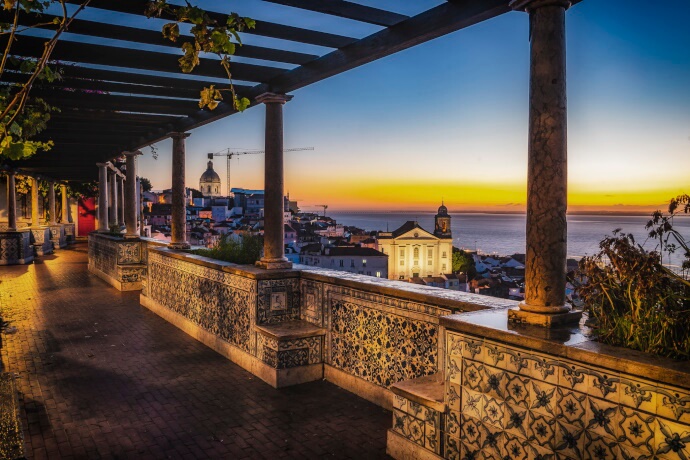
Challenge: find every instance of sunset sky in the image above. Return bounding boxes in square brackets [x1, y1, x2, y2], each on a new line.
[137, 0, 690, 213]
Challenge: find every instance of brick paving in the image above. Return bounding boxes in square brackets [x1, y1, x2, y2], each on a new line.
[0, 243, 392, 459]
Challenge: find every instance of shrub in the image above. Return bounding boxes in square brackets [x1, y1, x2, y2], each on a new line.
[577, 195, 690, 360]
[192, 234, 263, 265]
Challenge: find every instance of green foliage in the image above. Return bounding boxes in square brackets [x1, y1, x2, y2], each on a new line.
[139, 177, 153, 193]
[146, 0, 254, 112]
[67, 181, 98, 199]
[452, 248, 477, 278]
[192, 234, 263, 265]
[577, 195, 690, 360]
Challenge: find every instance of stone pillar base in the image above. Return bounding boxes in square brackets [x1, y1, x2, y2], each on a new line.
[49, 224, 67, 250]
[169, 242, 191, 250]
[0, 230, 34, 265]
[256, 258, 292, 270]
[508, 307, 582, 327]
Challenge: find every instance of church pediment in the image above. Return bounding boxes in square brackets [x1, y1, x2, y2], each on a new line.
[395, 226, 438, 241]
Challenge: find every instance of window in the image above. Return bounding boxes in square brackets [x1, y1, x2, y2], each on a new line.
[400, 249, 405, 258]
[362, 259, 367, 267]
[442, 264, 447, 271]
[339, 260, 344, 267]
[376, 272, 381, 278]
[428, 249, 433, 258]
[442, 251, 447, 258]
[350, 260, 355, 267]
[367, 271, 371, 276]
[428, 260, 432, 265]
[399, 275, 405, 280]
[400, 260, 404, 266]
[414, 247, 419, 258]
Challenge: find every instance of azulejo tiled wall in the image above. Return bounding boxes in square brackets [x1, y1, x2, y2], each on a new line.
[255, 333, 322, 369]
[148, 251, 255, 353]
[0, 230, 33, 265]
[303, 279, 452, 389]
[392, 394, 442, 456]
[88, 235, 146, 290]
[445, 331, 690, 460]
[257, 278, 300, 325]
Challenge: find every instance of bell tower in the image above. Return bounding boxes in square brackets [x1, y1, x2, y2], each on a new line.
[434, 201, 451, 238]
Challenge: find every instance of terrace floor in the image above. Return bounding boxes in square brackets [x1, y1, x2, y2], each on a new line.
[0, 243, 391, 459]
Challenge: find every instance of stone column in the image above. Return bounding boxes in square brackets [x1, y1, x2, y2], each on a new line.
[117, 174, 125, 227]
[60, 184, 69, 223]
[48, 181, 57, 225]
[109, 170, 119, 227]
[509, 0, 580, 327]
[124, 151, 141, 238]
[170, 132, 191, 249]
[6, 171, 17, 231]
[97, 163, 109, 232]
[31, 177, 40, 226]
[256, 93, 293, 269]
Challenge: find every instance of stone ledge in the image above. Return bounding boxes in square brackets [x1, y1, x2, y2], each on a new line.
[389, 374, 445, 413]
[255, 320, 326, 341]
[298, 265, 515, 313]
[148, 247, 301, 280]
[0, 373, 25, 460]
[441, 308, 690, 390]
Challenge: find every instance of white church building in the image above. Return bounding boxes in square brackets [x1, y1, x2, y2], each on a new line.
[378, 203, 453, 280]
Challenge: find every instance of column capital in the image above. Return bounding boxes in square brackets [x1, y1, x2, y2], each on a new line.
[168, 132, 191, 140]
[256, 92, 293, 105]
[123, 150, 142, 157]
[96, 162, 108, 168]
[510, 0, 570, 12]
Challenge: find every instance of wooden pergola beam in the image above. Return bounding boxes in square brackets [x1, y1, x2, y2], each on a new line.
[262, 0, 408, 27]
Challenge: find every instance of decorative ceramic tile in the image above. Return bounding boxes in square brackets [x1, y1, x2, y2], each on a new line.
[587, 370, 620, 403]
[300, 279, 323, 326]
[481, 395, 505, 429]
[617, 444, 654, 460]
[446, 410, 461, 440]
[505, 372, 531, 408]
[556, 387, 588, 428]
[444, 436, 460, 460]
[524, 442, 556, 460]
[657, 386, 690, 424]
[585, 396, 619, 440]
[618, 377, 658, 415]
[559, 361, 589, 394]
[530, 380, 558, 418]
[460, 414, 482, 449]
[461, 387, 483, 420]
[554, 420, 585, 459]
[393, 395, 408, 413]
[583, 431, 618, 460]
[425, 420, 441, 454]
[448, 354, 462, 386]
[480, 364, 507, 400]
[503, 432, 531, 460]
[257, 278, 300, 323]
[504, 402, 529, 439]
[504, 350, 530, 376]
[483, 340, 507, 369]
[447, 382, 461, 412]
[528, 411, 557, 450]
[525, 353, 559, 385]
[462, 359, 484, 392]
[392, 409, 425, 447]
[478, 421, 505, 459]
[617, 405, 656, 455]
[461, 336, 483, 362]
[655, 417, 690, 459]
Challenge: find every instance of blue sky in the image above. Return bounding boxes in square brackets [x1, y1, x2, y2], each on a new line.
[127, 0, 690, 212]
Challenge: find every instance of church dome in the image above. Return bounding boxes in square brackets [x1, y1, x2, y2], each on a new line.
[200, 161, 221, 183]
[437, 202, 448, 216]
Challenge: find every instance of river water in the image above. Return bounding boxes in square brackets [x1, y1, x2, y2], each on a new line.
[329, 212, 690, 270]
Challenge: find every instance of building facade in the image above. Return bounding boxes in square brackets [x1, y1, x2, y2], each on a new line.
[378, 204, 453, 280]
[299, 245, 388, 278]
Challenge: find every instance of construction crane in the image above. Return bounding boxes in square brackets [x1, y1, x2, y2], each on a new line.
[313, 204, 328, 217]
[208, 147, 314, 195]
